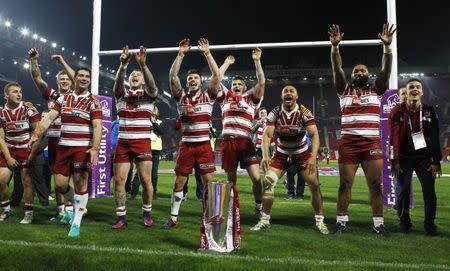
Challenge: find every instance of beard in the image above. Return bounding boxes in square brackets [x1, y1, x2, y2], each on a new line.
[352, 75, 369, 87]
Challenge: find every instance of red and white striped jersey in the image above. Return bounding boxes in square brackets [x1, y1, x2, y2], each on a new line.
[267, 104, 315, 155]
[43, 87, 66, 138]
[338, 82, 382, 140]
[52, 91, 102, 147]
[0, 101, 41, 149]
[116, 88, 156, 140]
[255, 118, 266, 149]
[218, 90, 261, 139]
[175, 90, 215, 143]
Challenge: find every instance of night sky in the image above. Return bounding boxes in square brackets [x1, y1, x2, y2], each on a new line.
[2, 0, 449, 71]
[1, 0, 449, 138]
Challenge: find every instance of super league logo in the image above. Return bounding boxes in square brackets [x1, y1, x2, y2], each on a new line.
[99, 99, 111, 118]
[383, 93, 399, 114]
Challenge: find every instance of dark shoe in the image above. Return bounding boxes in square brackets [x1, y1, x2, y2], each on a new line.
[284, 194, 294, 200]
[425, 229, 439, 236]
[373, 224, 390, 237]
[399, 223, 412, 234]
[295, 195, 304, 200]
[425, 225, 439, 236]
[163, 218, 180, 229]
[332, 222, 347, 234]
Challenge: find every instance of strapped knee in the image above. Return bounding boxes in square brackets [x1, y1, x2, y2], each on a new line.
[263, 170, 279, 193]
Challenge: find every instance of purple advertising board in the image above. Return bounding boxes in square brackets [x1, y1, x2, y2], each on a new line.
[380, 89, 413, 207]
[89, 95, 112, 198]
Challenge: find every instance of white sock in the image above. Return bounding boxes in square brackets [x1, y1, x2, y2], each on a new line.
[261, 212, 270, 220]
[315, 215, 324, 223]
[255, 203, 262, 210]
[25, 210, 33, 216]
[142, 204, 152, 213]
[72, 193, 88, 227]
[116, 206, 126, 217]
[1, 201, 11, 212]
[65, 205, 74, 213]
[373, 217, 384, 228]
[337, 215, 349, 225]
[170, 191, 184, 221]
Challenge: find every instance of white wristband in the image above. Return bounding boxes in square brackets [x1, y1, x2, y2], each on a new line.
[383, 45, 392, 54]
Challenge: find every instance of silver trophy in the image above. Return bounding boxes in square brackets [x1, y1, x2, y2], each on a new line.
[204, 180, 235, 252]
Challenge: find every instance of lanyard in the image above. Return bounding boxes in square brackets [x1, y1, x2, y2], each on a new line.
[408, 104, 422, 132]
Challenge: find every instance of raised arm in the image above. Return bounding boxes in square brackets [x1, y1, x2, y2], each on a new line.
[169, 39, 190, 97]
[29, 48, 49, 96]
[252, 48, 265, 99]
[219, 55, 235, 80]
[114, 45, 132, 98]
[51, 54, 75, 84]
[198, 38, 220, 98]
[135, 45, 158, 98]
[376, 23, 396, 92]
[328, 24, 346, 93]
[217, 55, 235, 98]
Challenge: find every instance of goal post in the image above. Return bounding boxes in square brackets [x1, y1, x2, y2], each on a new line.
[90, 0, 398, 95]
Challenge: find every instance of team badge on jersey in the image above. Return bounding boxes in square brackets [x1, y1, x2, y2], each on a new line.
[352, 95, 361, 105]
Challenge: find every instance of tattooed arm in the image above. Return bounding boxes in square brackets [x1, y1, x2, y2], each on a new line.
[328, 24, 346, 94]
[113, 45, 132, 99]
[252, 48, 265, 99]
[198, 38, 220, 98]
[135, 45, 158, 98]
[29, 48, 49, 96]
[169, 39, 190, 97]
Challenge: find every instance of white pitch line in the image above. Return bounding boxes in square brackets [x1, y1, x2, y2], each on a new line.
[1, 239, 449, 270]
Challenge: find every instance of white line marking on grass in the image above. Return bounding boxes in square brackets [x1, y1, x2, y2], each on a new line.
[1, 239, 449, 270]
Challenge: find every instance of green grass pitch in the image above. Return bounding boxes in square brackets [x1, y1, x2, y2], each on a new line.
[0, 161, 449, 271]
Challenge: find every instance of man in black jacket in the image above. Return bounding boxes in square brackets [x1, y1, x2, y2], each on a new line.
[389, 78, 442, 235]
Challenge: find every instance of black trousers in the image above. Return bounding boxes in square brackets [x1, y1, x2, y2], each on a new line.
[9, 153, 49, 206]
[396, 158, 437, 231]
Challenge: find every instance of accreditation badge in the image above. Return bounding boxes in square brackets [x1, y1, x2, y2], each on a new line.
[412, 131, 427, 150]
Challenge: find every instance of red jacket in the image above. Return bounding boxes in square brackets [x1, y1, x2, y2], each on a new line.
[388, 102, 442, 165]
